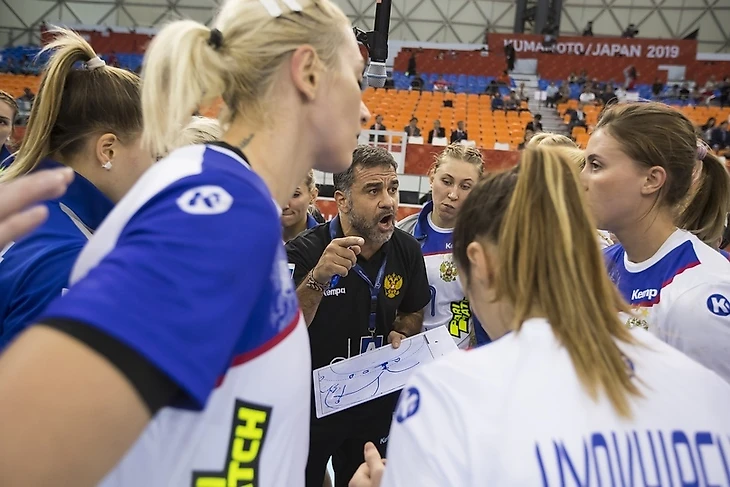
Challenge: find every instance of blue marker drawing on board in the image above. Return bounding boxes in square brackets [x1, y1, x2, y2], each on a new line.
[316, 338, 429, 414]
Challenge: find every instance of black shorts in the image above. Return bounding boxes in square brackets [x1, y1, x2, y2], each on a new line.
[305, 392, 399, 487]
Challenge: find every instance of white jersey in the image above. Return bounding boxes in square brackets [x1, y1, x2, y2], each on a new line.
[40, 143, 310, 486]
[605, 229, 730, 383]
[383, 318, 730, 486]
[398, 203, 471, 348]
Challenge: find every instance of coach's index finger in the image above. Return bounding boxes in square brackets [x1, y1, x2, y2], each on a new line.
[0, 168, 74, 219]
[333, 236, 365, 249]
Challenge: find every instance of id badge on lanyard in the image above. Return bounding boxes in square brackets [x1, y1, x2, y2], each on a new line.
[330, 216, 388, 354]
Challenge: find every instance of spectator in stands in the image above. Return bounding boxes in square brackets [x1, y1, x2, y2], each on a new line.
[577, 70, 588, 86]
[701, 117, 717, 143]
[404, 117, 421, 137]
[497, 70, 510, 86]
[0, 29, 153, 351]
[679, 82, 691, 101]
[428, 119, 446, 143]
[702, 76, 717, 95]
[600, 84, 616, 105]
[567, 72, 577, 84]
[451, 121, 468, 143]
[0, 90, 18, 166]
[17, 87, 35, 106]
[545, 82, 560, 108]
[566, 103, 587, 132]
[579, 86, 596, 105]
[505, 92, 519, 111]
[558, 83, 570, 104]
[406, 51, 417, 76]
[651, 78, 664, 97]
[505, 42, 516, 72]
[433, 75, 449, 92]
[719, 77, 729, 107]
[410, 74, 424, 91]
[710, 120, 729, 150]
[622, 23, 639, 38]
[491, 92, 505, 111]
[517, 129, 535, 150]
[485, 79, 500, 96]
[525, 113, 543, 132]
[623, 65, 638, 91]
[582, 21, 593, 36]
[515, 82, 529, 103]
[370, 114, 387, 143]
[282, 169, 320, 242]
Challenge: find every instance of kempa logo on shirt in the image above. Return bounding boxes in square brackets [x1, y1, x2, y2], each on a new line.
[324, 287, 346, 297]
[176, 185, 233, 215]
[631, 288, 658, 301]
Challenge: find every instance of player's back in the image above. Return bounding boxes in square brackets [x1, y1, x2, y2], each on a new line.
[384, 318, 730, 486]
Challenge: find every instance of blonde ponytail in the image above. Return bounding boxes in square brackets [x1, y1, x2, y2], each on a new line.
[140, 0, 350, 157]
[1, 27, 141, 183]
[141, 22, 228, 158]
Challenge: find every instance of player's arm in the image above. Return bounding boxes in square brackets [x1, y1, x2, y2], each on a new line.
[379, 369, 470, 487]
[0, 177, 278, 486]
[663, 283, 730, 381]
[1, 245, 82, 348]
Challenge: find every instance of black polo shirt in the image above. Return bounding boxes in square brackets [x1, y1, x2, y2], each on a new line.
[286, 220, 430, 371]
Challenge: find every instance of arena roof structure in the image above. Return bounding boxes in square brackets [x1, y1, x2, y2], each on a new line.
[0, 0, 728, 52]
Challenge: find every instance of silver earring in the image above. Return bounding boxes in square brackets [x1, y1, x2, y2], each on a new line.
[102, 160, 112, 170]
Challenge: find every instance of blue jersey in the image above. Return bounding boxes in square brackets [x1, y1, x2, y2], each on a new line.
[0, 144, 13, 169]
[0, 159, 113, 349]
[39, 143, 310, 486]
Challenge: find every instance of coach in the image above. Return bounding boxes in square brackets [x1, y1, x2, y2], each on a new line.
[286, 145, 430, 487]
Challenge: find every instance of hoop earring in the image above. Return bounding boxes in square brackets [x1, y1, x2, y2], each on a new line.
[102, 160, 113, 171]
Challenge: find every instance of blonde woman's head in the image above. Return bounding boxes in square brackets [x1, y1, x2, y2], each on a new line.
[527, 132, 585, 167]
[142, 0, 369, 173]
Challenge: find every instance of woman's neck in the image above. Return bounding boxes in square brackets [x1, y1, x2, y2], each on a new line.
[283, 218, 308, 242]
[613, 210, 677, 263]
[223, 120, 312, 209]
[430, 207, 454, 230]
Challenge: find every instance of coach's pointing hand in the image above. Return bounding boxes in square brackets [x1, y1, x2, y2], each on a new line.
[312, 236, 364, 284]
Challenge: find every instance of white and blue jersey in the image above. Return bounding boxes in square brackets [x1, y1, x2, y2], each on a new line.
[383, 318, 730, 486]
[38, 143, 311, 486]
[399, 201, 473, 349]
[605, 229, 730, 384]
[0, 159, 113, 349]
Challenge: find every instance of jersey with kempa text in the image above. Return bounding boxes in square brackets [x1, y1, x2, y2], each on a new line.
[604, 229, 730, 384]
[40, 143, 311, 487]
[398, 202, 471, 349]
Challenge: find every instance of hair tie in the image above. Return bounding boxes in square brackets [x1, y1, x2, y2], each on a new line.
[208, 28, 223, 50]
[697, 141, 708, 161]
[258, 0, 303, 17]
[85, 56, 106, 70]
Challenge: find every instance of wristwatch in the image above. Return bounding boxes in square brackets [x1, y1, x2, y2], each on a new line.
[305, 270, 330, 293]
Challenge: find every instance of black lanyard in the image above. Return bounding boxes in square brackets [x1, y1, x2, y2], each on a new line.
[330, 216, 388, 336]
